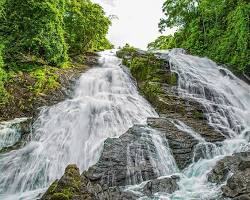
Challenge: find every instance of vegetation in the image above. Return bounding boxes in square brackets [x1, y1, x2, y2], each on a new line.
[149, 0, 250, 75]
[64, 0, 112, 54]
[117, 45, 178, 102]
[0, 0, 111, 105]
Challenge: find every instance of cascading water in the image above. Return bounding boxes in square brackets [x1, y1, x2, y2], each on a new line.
[124, 49, 249, 199]
[0, 118, 28, 151]
[155, 49, 250, 199]
[0, 49, 249, 200]
[0, 50, 157, 200]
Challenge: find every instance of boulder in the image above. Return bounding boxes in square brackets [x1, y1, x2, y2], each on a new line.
[208, 152, 250, 199]
[142, 175, 180, 196]
[84, 124, 166, 187]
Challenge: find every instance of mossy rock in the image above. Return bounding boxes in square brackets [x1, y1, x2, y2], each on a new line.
[166, 73, 178, 86]
[193, 111, 204, 119]
[41, 164, 81, 200]
[51, 193, 69, 200]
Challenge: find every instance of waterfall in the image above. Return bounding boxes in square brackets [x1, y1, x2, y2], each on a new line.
[0, 50, 157, 199]
[160, 49, 250, 199]
[0, 49, 249, 200]
[126, 127, 178, 186]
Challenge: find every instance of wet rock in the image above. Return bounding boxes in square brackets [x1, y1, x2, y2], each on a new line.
[42, 122, 181, 200]
[42, 164, 149, 200]
[0, 117, 33, 153]
[97, 186, 139, 200]
[193, 142, 223, 162]
[41, 164, 94, 200]
[84, 125, 163, 187]
[142, 175, 180, 196]
[208, 152, 250, 199]
[147, 117, 199, 169]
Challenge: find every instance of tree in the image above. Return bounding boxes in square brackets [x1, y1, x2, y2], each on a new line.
[64, 0, 112, 54]
[158, 0, 250, 73]
[0, 0, 68, 67]
[147, 35, 175, 50]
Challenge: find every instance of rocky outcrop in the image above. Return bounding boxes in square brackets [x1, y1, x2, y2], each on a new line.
[41, 164, 94, 200]
[116, 47, 225, 144]
[85, 124, 167, 187]
[208, 152, 250, 199]
[41, 124, 180, 200]
[147, 117, 199, 169]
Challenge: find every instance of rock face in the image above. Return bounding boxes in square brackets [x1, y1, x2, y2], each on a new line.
[116, 47, 226, 169]
[208, 152, 250, 199]
[41, 164, 94, 200]
[0, 117, 33, 153]
[41, 124, 180, 200]
[142, 175, 180, 196]
[85, 125, 166, 187]
[148, 117, 198, 169]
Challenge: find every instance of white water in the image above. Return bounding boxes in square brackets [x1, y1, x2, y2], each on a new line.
[0, 51, 157, 199]
[0, 118, 28, 150]
[157, 49, 250, 199]
[125, 49, 250, 199]
[0, 49, 249, 200]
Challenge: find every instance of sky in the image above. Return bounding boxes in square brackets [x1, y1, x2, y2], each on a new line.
[92, 0, 175, 49]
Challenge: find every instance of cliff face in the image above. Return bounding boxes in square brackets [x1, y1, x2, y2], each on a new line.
[41, 48, 250, 200]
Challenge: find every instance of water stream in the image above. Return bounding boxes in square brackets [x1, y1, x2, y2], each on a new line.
[153, 49, 250, 199]
[0, 51, 157, 199]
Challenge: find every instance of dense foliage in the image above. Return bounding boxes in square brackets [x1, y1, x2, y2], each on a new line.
[150, 0, 250, 75]
[0, 0, 111, 104]
[64, 0, 112, 54]
[1, 0, 68, 67]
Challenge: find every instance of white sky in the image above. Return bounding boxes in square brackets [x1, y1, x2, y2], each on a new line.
[92, 0, 175, 49]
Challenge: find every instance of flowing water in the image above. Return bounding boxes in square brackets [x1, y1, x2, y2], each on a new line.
[152, 49, 250, 199]
[0, 49, 249, 200]
[0, 118, 28, 151]
[0, 50, 157, 199]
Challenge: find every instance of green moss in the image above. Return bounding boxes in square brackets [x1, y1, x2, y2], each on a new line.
[0, 44, 9, 105]
[51, 193, 69, 200]
[166, 73, 178, 86]
[47, 181, 58, 194]
[193, 111, 204, 119]
[141, 82, 163, 103]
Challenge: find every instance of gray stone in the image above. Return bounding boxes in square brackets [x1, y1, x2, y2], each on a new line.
[84, 124, 164, 187]
[142, 176, 180, 196]
[208, 152, 250, 199]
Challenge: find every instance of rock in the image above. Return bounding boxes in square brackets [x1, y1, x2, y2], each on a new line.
[208, 152, 250, 199]
[84, 124, 165, 187]
[142, 175, 180, 196]
[99, 186, 139, 200]
[233, 194, 250, 200]
[42, 123, 181, 200]
[41, 164, 94, 200]
[147, 117, 199, 169]
[0, 117, 33, 153]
